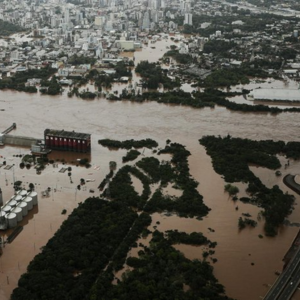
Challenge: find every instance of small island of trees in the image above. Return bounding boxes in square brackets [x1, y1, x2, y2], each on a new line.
[200, 135, 300, 236]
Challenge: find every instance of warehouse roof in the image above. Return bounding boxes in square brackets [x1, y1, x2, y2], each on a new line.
[44, 129, 91, 140]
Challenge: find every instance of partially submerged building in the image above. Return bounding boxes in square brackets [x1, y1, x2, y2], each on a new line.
[44, 129, 91, 152]
[0, 189, 38, 230]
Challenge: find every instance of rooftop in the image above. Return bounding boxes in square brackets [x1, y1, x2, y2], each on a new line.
[44, 129, 91, 140]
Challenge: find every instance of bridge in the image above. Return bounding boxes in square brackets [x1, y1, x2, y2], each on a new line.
[263, 246, 300, 300]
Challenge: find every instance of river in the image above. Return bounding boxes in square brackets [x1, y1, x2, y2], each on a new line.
[0, 38, 299, 300]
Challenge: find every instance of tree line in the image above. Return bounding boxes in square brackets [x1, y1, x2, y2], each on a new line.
[200, 135, 300, 236]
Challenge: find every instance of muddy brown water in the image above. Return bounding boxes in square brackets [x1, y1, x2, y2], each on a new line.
[0, 39, 299, 300]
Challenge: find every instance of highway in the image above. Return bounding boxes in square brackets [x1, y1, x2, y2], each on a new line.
[278, 258, 300, 300]
[264, 246, 300, 300]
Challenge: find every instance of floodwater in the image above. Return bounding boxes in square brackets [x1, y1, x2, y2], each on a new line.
[0, 38, 299, 300]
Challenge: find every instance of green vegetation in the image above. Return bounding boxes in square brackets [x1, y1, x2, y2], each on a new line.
[194, 89, 300, 114]
[98, 170, 114, 191]
[0, 67, 57, 93]
[136, 157, 174, 184]
[79, 90, 97, 99]
[164, 49, 195, 64]
[116, 88, 300, 114]
[200, 135, 300, 236]
[200, 68, 250, 87]
[103, 165, 151, 209]
[203, 40, 237, 56]
[135, 61, 181, 90]
[120, 89, 214, 108]
[110, 212, 152, 271]
[98, 138, 158, 149]
[90, 231, 232, 300]
[224, 184, 239, 196]
[238, 217, 257, 230]
[101, 141, 209, 217]
[40, 75, 62, 95]
[180, 12, 299, 38]
[67, 87, 97, 99]
[83, 61, 132, 91]
[0, 20, 24, 36]
[12, 137, 233, 300]
[166, 230, 212, 246]
[122, 149, 141, 163]
[11, 199, 137, 300]
[68, 54, 96, 66]
[142, 143, 210, 218]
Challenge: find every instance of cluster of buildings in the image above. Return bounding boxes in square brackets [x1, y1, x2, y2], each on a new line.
[0, 189, 38, 230]
[0, 0, 195, 77]
[0, 0, 299, 97]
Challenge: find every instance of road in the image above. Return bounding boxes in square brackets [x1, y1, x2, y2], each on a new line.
[283, 174, 300, 195]
[264, 235, 300, 300]
[263, 174, 300, 299]
[278, 256, 300, 300]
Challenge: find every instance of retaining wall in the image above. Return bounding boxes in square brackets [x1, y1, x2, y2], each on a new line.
[4, 134, 40, 147]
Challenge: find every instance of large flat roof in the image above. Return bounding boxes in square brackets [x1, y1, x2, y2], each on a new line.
[250, 88, 300, 101]
[44, 129, 91, 140]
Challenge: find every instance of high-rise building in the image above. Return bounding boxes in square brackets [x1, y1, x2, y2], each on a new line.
[142, 11, 150, 30]
[64, 8, 69, 23]
[184, 13, 192, 26]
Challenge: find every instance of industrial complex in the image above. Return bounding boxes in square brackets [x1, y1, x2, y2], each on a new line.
[0, 124, 92, 154]
[0, 189, 38, 230]
[44, 129, 91, 153]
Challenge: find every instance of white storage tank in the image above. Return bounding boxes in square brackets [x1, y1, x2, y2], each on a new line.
[6, 213, 17, 228]
[29, 191, 38, 205]
[19, 202, 28, 216]
[15, 195, 23, 202]
[13, 207, 23, 222]
[20, 190, 27, 197]
[3, 205, 11, 213]
[0, 211, 6, 223]
[9, 200, 17, 208]
[24, 197, 33, 211]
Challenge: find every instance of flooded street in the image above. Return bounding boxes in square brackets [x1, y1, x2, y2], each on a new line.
[0, 39, 299, 300]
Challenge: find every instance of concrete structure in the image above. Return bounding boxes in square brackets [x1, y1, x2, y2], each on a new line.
[44, 129, 91, 152]
[4, 134, 39, 147]
[15, 195, 23, 202]
[0, 189, 38, 229]
[24, 197, 33, 210]
[13, 207, 23, 222]
[115, 39, 135, 50]
[19, 202, 28, 217]
[184, 13, 192, 25]
[249, 88, 300, 101]
[0, 189, 2, 207]
[29, 192, 38, 205]
[6, 213, 17, 228]
[20, 190, 27, 197]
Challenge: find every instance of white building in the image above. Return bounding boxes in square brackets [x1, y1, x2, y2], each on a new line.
[184, 13, 192, 26]
[10, 50, 19, 62]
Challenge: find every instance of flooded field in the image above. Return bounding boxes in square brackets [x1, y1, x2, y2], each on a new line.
[0, 39, 299, 300]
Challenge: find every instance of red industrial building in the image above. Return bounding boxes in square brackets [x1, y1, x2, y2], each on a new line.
[44, 129, 91, 152]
